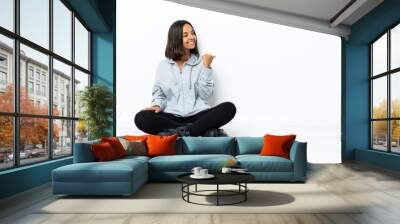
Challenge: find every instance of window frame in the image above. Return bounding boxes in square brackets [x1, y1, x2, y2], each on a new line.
[0, 0, 91, 171]
[370, 20, 400, 154]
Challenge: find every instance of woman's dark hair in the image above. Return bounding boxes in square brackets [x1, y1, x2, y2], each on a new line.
[165, 20, 199, 61]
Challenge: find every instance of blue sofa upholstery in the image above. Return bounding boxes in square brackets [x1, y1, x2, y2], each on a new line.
[149, 154, 235, 181]
[53, 155, 148, 195]
[235, 137, 307, 181]
[178, 137, 236, 155]
[52, 136, 307, 195]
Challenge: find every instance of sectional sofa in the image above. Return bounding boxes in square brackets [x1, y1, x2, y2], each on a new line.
[52, 137, 307, 196]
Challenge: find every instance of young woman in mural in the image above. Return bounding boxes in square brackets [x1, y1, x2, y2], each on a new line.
[134, 20, 236, 136]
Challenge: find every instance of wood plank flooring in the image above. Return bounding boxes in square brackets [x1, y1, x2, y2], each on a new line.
[1, 162, 400, 224]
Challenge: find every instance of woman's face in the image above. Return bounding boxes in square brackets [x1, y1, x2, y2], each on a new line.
[182, 24, 196, 50]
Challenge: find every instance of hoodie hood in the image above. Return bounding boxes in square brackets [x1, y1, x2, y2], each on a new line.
[167, 54, 201, 66]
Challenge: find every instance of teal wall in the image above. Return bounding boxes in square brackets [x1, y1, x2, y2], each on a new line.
[0, 158, 72, 199]
[343, 0, 400, 171]
[0, 0, 116, 200]
[91, 0, 116, 135]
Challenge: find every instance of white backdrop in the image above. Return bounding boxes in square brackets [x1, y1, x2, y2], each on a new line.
[116, 0, 341, 163]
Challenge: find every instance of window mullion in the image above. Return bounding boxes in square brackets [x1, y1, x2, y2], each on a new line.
[388, 30, 391, 152]
[71, 10, 76, 155]
[370, 45, 373, 149]
[13, 0, 20, 167]
[48, 0, 54, 160]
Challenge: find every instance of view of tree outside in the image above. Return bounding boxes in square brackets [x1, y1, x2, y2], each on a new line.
[0, 85, 63, 168]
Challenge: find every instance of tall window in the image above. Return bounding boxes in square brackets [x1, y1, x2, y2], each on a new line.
[0, 0, 91, 170]
[371, 23, 400, 154]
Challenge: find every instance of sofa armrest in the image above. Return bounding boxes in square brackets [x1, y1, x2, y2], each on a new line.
[73, 140, 100, 163]
[289, 141, 307, 181]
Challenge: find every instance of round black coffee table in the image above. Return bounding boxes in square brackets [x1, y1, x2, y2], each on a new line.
[177, 173, 255, 206]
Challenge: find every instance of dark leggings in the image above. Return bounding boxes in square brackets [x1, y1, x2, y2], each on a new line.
[134, 101, 236, 136]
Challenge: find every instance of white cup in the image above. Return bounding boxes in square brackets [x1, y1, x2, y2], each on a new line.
[200, 169, 208, 176]
[221, 167, 232, 174]
[191, 167, 202, 176]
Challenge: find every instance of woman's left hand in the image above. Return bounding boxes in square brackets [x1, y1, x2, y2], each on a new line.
[202, 53, 215, 69]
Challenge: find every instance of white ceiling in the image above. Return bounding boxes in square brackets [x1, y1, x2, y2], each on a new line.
[165, 0, 384, 39]
[226, 0, 353, 22]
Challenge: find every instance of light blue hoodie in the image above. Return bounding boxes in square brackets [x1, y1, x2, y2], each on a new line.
[151, 54, 214, 117]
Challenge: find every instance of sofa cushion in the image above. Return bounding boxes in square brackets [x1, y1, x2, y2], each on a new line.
[236, 155, 293, 172]
[149, 154, 235, 172]
[115, 155, 150, 163]
[179, 137, 235, 155]
[235, 137, 263, 155]
[52, 158, 147, 183]
[74, 139, 100, 163]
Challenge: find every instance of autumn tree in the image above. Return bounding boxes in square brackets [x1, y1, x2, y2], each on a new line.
[0, 84, 60, 152]
[372, 99, 400, 143]
[0, 85, 14, 150]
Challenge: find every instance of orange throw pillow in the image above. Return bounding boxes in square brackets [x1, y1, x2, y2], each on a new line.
[91, 142, 117, 161]
[259, 134, 296, 159]
[146, 134, 178, 157]
[124, 135, 149, 141]
[101, 137, 127, 158]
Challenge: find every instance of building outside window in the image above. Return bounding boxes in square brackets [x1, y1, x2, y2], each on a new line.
[42, 85, 46, 97]
[0, 54, 7, 89]
[28, 66, 34, 79]
[41, 73, 46, 83]
[35, 83, 40, 95]
[0, 54, 7, 67]
[0, 71, 6, 85]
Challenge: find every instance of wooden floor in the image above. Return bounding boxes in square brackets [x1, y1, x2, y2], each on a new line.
[1, 162, 400, 224]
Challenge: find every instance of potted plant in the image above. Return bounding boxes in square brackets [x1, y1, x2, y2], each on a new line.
[79, 84, 113, 140]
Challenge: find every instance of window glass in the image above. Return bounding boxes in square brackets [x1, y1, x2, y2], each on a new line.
[75, 120, 88, 143]
[391, 120, 400, 153]
[53, 119, 72, 157]
[0, 0, 92, 168]
[19, 117, 49, 165]
[53, 0, 72, 60]
[372, 34, 387, 76]
[74, 18, 89, 69]
[372, 77, 387, 119]
[0, 0, 14, 31]
[391, 24, 400, 70]
[0, 35, 14, 113]
[391, 72, 400, 118]
[53, 59, 72, 117]
[20, 44, 49, 115]
[74, 69, 89, 118]
[20, 0, 49, 49]
[0, 116, 14, 170]
[372, 121, 388, 151]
